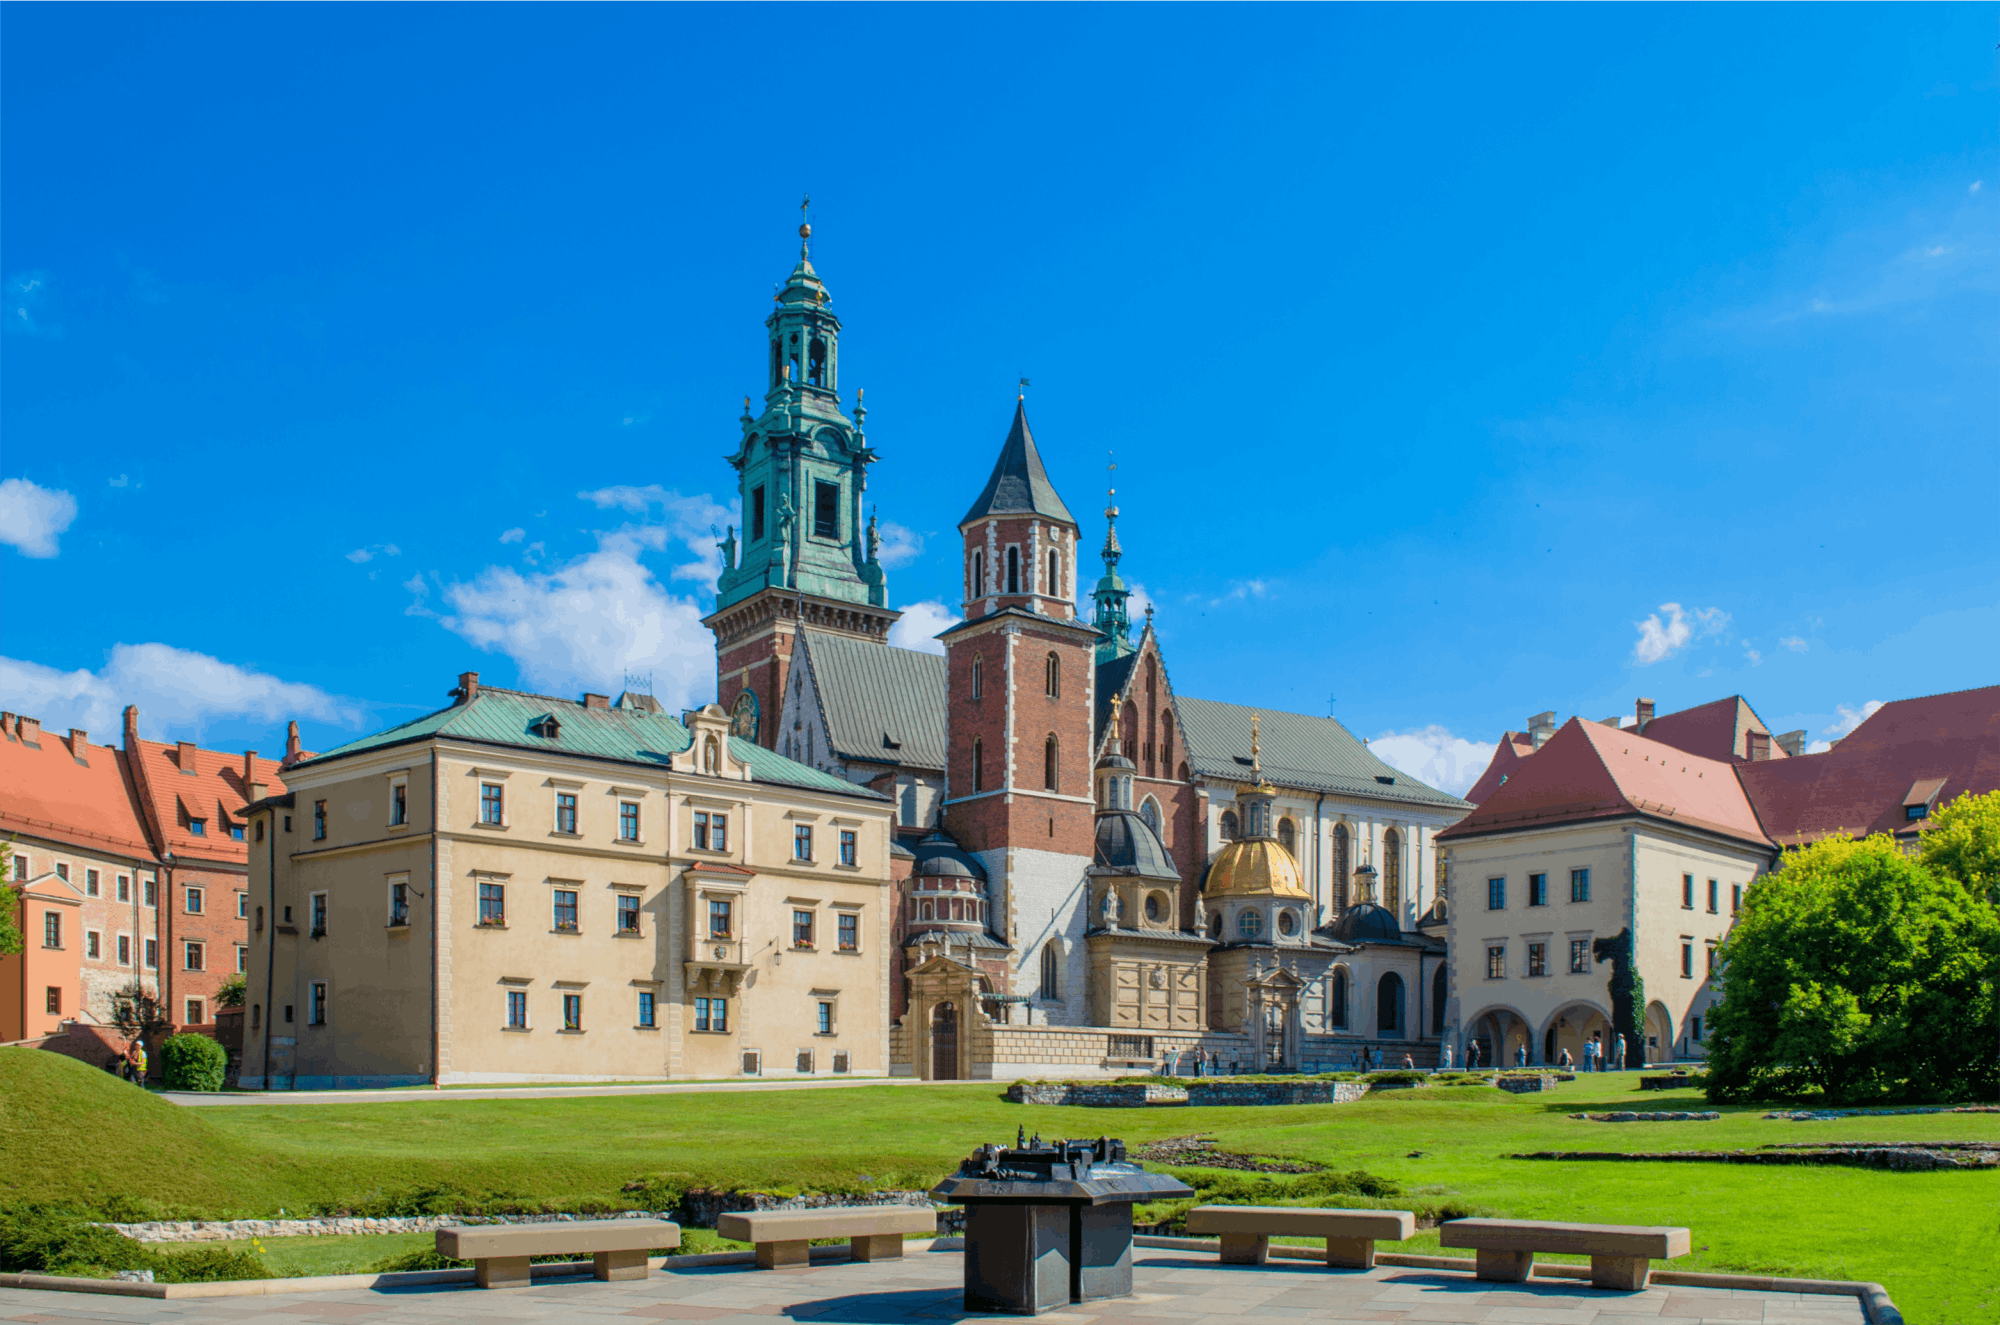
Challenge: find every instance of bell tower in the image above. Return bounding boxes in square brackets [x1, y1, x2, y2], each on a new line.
[706, 208, 899, 749]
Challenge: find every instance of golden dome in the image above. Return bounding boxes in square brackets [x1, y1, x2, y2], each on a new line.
[1204, 837, 1308, 899]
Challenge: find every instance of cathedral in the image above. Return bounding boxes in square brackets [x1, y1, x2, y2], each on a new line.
[703, 224, 1471, 1078]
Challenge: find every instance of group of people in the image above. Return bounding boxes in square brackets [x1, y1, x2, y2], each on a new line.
[1168, 1030, 1642, 1077]
[1495, 1032, 1631, 1072]
[106, 1038, 148, 1085]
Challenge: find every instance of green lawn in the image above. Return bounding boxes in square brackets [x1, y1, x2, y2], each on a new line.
[4, 1050, 1993, 1323]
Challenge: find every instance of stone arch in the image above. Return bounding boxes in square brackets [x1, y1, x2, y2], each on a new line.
[1139, 794, 1162, 835]
[1327, 964, 1352, 1029]
[1644, 1000, 1676, 1065]
[1430, 963, 1447, 1034]
[1376, 971, 1405, 1036]
[1459, 1001, 1537, 1070]
[1219, 809, 1239, 841]
[1538, 999, 1615, 1068]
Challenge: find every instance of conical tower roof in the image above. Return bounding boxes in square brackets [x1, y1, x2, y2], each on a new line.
[959, 399, 1076, 527]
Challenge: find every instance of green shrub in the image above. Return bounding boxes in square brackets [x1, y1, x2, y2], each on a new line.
[160, 1034, 227, 1092]
[0, 1203, 150, 1277]
[1360, 1070, 1427, 1085]
[152, 1245, 266, 1282]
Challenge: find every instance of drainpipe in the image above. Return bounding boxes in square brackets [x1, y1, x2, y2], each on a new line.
[430, 748, 440, 1088]
[260, 811, 276, 1089]
[160, 852, 176, 1057]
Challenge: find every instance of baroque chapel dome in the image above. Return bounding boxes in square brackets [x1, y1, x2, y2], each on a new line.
[1203, 836, 1308, 899]
[1328, 900, 1403, 944]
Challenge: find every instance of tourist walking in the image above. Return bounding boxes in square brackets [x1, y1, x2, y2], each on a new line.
[1440, 1042, 1454, 1073]
[127, 1039, 147, 1086]
[1514, 1043, 1527, 1068]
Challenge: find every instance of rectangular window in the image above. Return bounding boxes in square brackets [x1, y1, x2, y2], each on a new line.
[1682, 874, 1695, 909]
[55, 862, 69, 881]
[553, 889, 579, 931]
[46, 987, 61, 1015]
[389, 881, 410, 927]
[117, 875, 130, 902]
[189, 819, 207, 836]
[43, 912, 61, 948]
[619, 801, 640, 841]
[118, 934, 131, 966]
[185, 941, 204, 972]
[618, 894, 641, 933]
[712, 814, 728, 851]
[1706, 879, 1719, 913]
[86, 869, 100, 897]
[1731, 883, 1742, 913]
[638, 990, 656, 1027]
[145, 938, 158, 969]
[839, 830, 857, 867]
[695, 996, 728, 1032]
[1486, 878, 1506, 910]
[1570, 868, 1590, 902]
[230, 824, 245, 841]
[236, 945, 248, 972]
[693, 811, 710, 849]
[310, 981, 328, 1025]
[478, 882, 505, 926]
[86, 930, 101, 960]
[314, 800, 327, 840]
[480, 783, 504, 825]
[838, 912, 858, 951]
[310, 893, 327, 936]
[695, 996, 711, 1032]
[794, 824, 813, 861]
[555, 793, 578, 834]
[562, 993, 582, 1031]
[10, 854, 24, 881]
[186, 999, 204, 1026]
[1692, 1015, 1703, 1041]
[507, 990, 527, 1029]
[1569, 938, 1589, 973]
[817, 1001, 834, 1035]
[1528, 873, 1547, 907]
[284, 1003, 294, 1023]
[709, 899, 732, 938]
[813, 480, 839, 539]
[751, 485, 766, 542]
[1706, 945, 1718, 973]
[1681, 943, 1694, 978]
[1527, 942, 1546, 977]
[144, 877, 157, 907]
[236, 892, 248, 919]
[1485, 946, 1506, 979]
[391, 783, 408, 826]
[793, 909, 814, 948]
[186, 887, 204, 915]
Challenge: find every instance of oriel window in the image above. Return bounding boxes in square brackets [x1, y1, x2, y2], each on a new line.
[709, 899, 732, 938]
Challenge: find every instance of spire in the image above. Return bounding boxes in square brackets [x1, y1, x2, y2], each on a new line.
[1091, 450, 1134, 662]
[959, 398, 1077, 526]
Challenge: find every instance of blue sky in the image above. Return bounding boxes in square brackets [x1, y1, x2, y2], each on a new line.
[3, 4, 1994, 794]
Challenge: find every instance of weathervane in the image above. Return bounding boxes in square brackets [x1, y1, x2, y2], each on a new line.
[799, 194, 812, 259]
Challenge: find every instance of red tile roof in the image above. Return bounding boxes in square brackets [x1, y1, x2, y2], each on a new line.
[1639, 695, 1787, 764]
[1463, 732, 1537, 806]
[1738, 685, 2000, 846]
[125, 737, 287, 863]
[1440, 717, 1768, 847]
[0, 726, 156, 861]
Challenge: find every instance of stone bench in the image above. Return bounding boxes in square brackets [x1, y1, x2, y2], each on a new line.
[1184, 1205, 1417, 1270]
[716, 1206, 937, 1270]
[436, 1218, 680, 1289]
[1439, 1217, 1691, 1289]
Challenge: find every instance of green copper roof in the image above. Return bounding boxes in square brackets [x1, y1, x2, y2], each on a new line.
[299, 686, 880, 800]
[799, 630, 950, 772]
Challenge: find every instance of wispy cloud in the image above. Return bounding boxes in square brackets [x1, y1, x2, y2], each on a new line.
[4, 270, 59, 337]
[1780, 636, 1808, 653]
[0, 643, 362, 741]
[1631, 602, 1729, 665]
[874, 521, 925, 569]
[108, 474, 130, 489]
[1744, 647, 1762, 667]
[1369, 725, 1496, 799]
[499, 527, 526, 545]
[0, 478, 79, 558]
[346, 543, 402, 564]
[1805, 699, 1884, 753]
[888, 601, 961, 656]
[577, 484, 736, 584]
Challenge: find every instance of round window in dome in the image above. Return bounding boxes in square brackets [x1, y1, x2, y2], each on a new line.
[1237, 909, 1263, 939]
[1144, 893, 1164, 922]
[1277, 909, 1298, 936]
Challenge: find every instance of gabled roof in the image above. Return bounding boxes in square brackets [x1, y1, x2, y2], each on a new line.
[958, 400, 1076, 527]
[1738, 684, 2000, 846]
[1640, 695, 1786, 765]
[1176, 697, 1468, 811]
[0, 724, 156, 861]
[1438, 717, 1768, 847]
[1094, 652, 1140, 745]
[126, 737, 287, 863]
[1463, 732, 1536, 806]
[799, 630, 949, 773]
[301, 686, 876, 799]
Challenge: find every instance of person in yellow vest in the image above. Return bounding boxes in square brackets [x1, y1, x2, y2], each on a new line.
[127, 1039, 148, 1086]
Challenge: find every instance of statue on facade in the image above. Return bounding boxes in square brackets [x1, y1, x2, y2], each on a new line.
[1101, 887, 1122, 927]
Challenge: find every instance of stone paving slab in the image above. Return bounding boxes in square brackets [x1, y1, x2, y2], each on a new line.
[0, 1249, 1869, 1325]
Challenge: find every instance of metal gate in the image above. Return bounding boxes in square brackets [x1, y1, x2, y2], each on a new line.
[931, 1001, 958, 1080]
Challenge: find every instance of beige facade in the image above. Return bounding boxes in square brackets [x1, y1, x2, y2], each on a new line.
[1442, 820, 1763, 1067]
[239, 693, 894, 1088]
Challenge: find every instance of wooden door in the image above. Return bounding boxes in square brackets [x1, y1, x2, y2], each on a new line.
[931, 1001, 958, 1080]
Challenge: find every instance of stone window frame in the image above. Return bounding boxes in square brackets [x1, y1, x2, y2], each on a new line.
[386, 769, 411, 830]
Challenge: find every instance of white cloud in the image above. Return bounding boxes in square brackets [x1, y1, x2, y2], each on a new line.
[0, 643, 360, 741]
[499, 528, 526, 544]
[1631, 602, 1729, 665]
[1805, 699, 1884, 753]
[1972, 181, 1984, 194]
[0, 478, 79, 558]
[576, 484, 736, 585]
[1368, 725, 1497, 799]
[1744, 647, 1762, 667]
[5, 271, 58, 337]
[346, 543, 401, 564]
[1780, 636, 1808, 653]
[888, 601, 962, 656]
[108, 474, 129, 488]
[874, 522, 925, 569]
[402, 574, 437, 619]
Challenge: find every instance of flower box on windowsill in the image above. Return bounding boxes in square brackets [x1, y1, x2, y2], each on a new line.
[792, 942, 816, 951]
[555, 923, 580, 933]
[476, 920, 507, 929]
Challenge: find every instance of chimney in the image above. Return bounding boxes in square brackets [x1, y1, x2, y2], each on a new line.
[1527, 712, 1557, 747]
[124, 704, 141, 749]
[18, 716, 42, 747]
[455, 671, 481, 703]
[1746, 731, 1771, 762]
[177, 739, 199, 774]
[583, 693, 609, 710]
[285, 721, 302, 764]
[1776, 730, 1806, 758]
[0, 712, 12, 740]
[243, 751, 258, 782]
[1635, 697, 1655, 729]
[69, 729, 89, 763]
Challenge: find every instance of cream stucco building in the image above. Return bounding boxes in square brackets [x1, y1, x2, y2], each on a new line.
[239, 673, 895, 1088]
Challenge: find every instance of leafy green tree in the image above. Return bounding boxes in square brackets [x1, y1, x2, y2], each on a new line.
[0, 843, 25, 958]
[215, 973, 248, 1009]
[1920, 789, 2000, 909]
[1705, 832, 1999, 1105]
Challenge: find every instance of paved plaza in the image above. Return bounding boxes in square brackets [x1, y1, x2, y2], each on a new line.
[0, 1246, 1870, 1325]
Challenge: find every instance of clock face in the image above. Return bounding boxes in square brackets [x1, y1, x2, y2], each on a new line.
[730, 691, 759, 742]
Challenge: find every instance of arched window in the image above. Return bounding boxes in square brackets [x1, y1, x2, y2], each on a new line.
[1431, 964, 1448, 1034]
[1047, 549, 1060, 597]
[1329, 971, 1349, 1028]
[920, 899, 934, 921]
[1039, 943, 1060, 1000]
[972, 739, 985, 793]
[1139, 797, 1161, 835]
[972, 550, 985, 598]
[1219, 809, 1239, 841]
[1377, 972, 1404, 1034]
[1162, 713, 1174, 770]
[1045, 652, 1060, 698]
[970, 655, 983, 701]
[1043, 735, 1059, 791]
[1278, 818, 1297, 857]
[1177, 760, 1189, 782]
[1383, 829, 1402, 915]
[1333, 824, 1351, 910]
[1006, 546, 1020, 594]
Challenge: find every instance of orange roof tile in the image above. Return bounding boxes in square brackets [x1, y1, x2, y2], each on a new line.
[125, 737, 287, 862]
[1640, 695, 1786, 764]
[0, 726, 155, 861]
[1463, 733, 1537, 806]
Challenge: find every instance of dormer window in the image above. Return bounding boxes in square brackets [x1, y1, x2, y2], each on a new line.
[189, 819, 207, 837]
[529, 715, 561, 740]
[1906, 803, 1927, 821]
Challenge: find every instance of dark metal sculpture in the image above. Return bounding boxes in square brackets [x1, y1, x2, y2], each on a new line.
[931, 1135, 1193, 1315]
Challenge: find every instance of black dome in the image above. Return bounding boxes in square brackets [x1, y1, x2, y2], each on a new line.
[1330, 901, 1404, 944]
[1093, 811, 1180, 882]
[910, 831, 987, 883]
